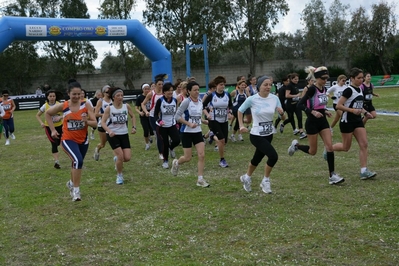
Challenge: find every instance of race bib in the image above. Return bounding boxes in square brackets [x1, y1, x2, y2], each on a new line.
[353, 100, 363, 109]
[111, 114, 128, 124]
[189, 115, 201, 124]
[214, 108, 227, 117]
[365, 94, 373, 100]
[318, 94, 328, 105]
[67, 120, 85, 131]
[259, 121, 273, 135]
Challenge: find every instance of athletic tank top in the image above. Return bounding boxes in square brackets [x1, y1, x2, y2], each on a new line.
[149, 91, 163, 117]
[307, 86, 328, 110]
[341, 86, 364, 123]
[209, 91, 229, 123]
[158, 96, 177, 127]
[40, 101, 63, 127]
[61, 101, 89, 144]
[0, 99, 13, 119]
[180, 97, 203, 133]
[97, 98, 112, 127]
[106, 104, 129, 135]
[232, 90, 247, 111]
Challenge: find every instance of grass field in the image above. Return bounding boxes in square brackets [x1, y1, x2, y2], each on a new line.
[1, 88, 398, 265]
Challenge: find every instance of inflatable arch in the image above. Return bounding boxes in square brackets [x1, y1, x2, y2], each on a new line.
[0, 16, 173, 83]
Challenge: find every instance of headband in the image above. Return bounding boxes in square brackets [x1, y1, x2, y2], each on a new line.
[102, 85, 110, 93]
[257, 75, 270, 88]
[112, 89, 123, 98]
[314, 69, 329, 79]
[141, 83, 150, 90]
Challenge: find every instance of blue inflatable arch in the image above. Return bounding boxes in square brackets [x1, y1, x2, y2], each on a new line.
[0, 16, 173, 83]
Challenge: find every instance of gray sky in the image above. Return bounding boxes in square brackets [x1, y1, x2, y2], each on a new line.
[85, 0, 397, 68]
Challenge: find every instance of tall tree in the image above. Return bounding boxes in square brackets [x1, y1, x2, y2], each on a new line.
[227, 0, 289, 76]
[273, 30, 306, 60]
[98, 0, 139, 89]
[301, 0, 349, 66]
[142, 0, 232, 70]
[42, 0, 97, 82]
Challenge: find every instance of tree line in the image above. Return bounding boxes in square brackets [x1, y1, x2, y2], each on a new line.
[0, 0, 397, 94]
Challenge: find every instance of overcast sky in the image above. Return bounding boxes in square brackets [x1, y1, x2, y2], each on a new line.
[85, 0, 397, 68]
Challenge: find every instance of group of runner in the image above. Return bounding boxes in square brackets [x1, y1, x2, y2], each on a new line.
[23, 66, 379, 201]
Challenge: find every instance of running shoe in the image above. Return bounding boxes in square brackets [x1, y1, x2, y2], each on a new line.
[299, 132, 307, 139]
[10, 133, 16, 139]
[93, 147, 100, 161]
[240, 175, 252, 192]
[159, 153, 164, 160]
[238, 134, 244, 141]
[279, 124, 284, 133]
[54, 163, 61, 169]
[66, 180, 74, 197]
[214, 146, 219, 151]
[293, 129, 300, 135]
[145, 143, 150, 150]
[360, 169, 377, 180]
[162, 161, 169, 169]
[219, 159, 229, 168]
[116, 174, 124, 185]
[196, 179, 210, 188]
[230, 134, 236, 142]
[5, 139, 10, 145]
[169, 149, 176, 158]
[72, 191, 81, 201]
[260, 179, 272, 194]
[171, 159, 179, 176]
[329, 173, 345, 185]
[90, 133, 95, 140]
[288, 139, 299, 156]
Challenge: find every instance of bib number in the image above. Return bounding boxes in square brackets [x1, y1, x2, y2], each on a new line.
[353, 100, 363, 109]
[67, 120, 85, 131]
[111, 114, 128, 124]
[189, 115, 201, 125]
[259, 121, 273, 135]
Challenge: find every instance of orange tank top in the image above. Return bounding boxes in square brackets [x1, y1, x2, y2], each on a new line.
[61, 101, 89, 144]
[0, 99, 14, 119]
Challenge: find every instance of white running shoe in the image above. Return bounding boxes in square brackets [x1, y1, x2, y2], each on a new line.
[196, 179, 210, 187]
[238, 134, 243, 141]
[116, 174, 124, 185]
[240, 175, 252, 192]
[299, 132, 307, 139]
[159, 153, 164, 160]
[230, 134, 236, 142]
[93, 147, 100, 161]
[162, 161, 169, 169]
[171, 159, 179, 176]
[260, 179, 272, 194]
[145, 143, 150, 150]
[288, 139, 299, 156]
[293, 129, 300, 135]
[214, 146, 219, 151]
[10, 133, 16, 140]
[5, 139, 10, 145]
[66, 180, 74, 197]
[72, 191, 81, 201]
[169, 149, 176, 158]
[329, 173, 345, 185]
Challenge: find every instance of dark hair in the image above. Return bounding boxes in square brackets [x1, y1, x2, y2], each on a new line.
[45, 89, 61, 102]
[348, 68, 363, 79]
[187, 81, 199, 91]
[154, 73, 167, 83]
[236, 75, 245, 82]
[208, 81, 216, 89]
[213, 75, 226, 85]
[288, 73, 299, 80]
[281, 75, 289, 83]
[68, 81, 82, 92]
[108, 87, 124, 100]
[162, 82, 174, 93]
[2, 89, 10, 95]
[67, 78, 77, 85]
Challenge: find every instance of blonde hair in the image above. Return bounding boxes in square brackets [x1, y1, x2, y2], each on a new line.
[337, 74, 347, 81]
[305, 66, 328, 80]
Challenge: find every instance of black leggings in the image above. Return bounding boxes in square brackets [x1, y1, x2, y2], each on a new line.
[140, 116, 153, 138]
[45, 126, 62, 153]
[249, 134, 278, 167]
[159, 125, 181, 161]
[285, 102, 303, 130]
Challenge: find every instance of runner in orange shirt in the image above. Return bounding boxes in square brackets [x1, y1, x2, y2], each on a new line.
[45, 81, 97, 202]
[0, 90, 16, 145]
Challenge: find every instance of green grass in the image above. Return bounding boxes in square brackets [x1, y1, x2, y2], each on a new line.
[1, 91, 399, 265]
